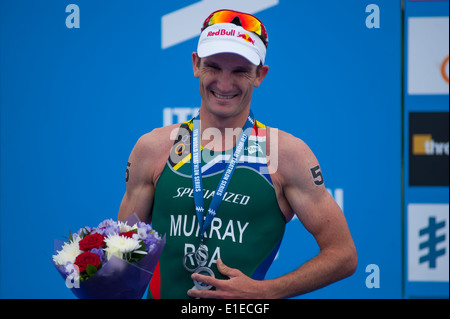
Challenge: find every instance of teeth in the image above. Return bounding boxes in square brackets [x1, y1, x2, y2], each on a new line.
[213, 92, 235, 99]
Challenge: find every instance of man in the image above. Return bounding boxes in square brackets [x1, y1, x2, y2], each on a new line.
[118, 9, 357, 299]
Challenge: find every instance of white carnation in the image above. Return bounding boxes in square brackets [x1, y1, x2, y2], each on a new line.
[118, 221, 137, 233]
[104, 234, 141, 260]
[52, 236, 82, 266]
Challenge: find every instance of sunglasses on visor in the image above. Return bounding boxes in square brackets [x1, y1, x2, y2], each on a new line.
[201, 10, 269, 47]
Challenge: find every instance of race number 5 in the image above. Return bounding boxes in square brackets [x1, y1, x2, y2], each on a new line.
[310, 165, 324, 186]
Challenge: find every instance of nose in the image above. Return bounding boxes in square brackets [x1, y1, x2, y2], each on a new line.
[216, 70, 234, 93]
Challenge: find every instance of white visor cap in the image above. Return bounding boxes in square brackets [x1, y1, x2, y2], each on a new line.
[197, 23, 266, 66]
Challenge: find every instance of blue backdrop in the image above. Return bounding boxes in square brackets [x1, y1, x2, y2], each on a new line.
[0, 0, 442, 299]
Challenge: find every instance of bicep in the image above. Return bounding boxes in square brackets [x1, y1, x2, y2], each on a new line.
[118, 137, 155, 223]
[281, 140, 353, 250]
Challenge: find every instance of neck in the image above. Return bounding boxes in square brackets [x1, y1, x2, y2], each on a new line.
[198, 107, 251, 151]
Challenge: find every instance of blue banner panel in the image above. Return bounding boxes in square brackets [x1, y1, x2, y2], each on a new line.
[403, 0, 449, 299]
[1, 0, 401, 298]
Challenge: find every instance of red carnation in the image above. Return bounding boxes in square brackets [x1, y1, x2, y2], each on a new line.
[120, 231, 136, 239]
[74, 252, 101, 273]
[79, 233, 105, 251]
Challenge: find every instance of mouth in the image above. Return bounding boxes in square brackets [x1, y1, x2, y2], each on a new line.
[211, 90, 239, 101]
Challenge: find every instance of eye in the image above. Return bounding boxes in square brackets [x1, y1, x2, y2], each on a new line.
[205, 64, 220, 71]
[233, 69, 253, 78]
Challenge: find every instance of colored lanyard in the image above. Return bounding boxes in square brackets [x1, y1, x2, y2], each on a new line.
[191, 110, 255, 243]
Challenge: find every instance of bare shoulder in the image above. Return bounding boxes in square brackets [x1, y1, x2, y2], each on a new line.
[265, 127, 327, 221]
[266, 127, 320, 186]
[132, 124, 179, 160]
[128, 124, 180, 184]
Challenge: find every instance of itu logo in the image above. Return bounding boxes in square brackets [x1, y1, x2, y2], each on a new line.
[408, 204, 449, 282]
[163, 107, 199, 126]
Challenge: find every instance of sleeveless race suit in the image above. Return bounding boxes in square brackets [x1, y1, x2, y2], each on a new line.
[148, 118, 286, 299]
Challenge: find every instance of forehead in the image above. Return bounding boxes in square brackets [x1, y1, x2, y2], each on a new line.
[202, 53, 256, 69]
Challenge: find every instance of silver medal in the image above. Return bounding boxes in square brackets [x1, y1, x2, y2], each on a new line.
[183, 244, 215, 290]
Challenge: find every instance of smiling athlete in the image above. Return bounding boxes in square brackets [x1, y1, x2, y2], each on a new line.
[118, 9, 357, 299]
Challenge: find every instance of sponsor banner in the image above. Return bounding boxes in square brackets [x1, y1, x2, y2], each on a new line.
[409, 112, 449, 186]
[407, 17, 449, 95]
[408, 204, 449, 282]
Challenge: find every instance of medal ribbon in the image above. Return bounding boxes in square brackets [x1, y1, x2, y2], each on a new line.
[191, 110, 255, 242]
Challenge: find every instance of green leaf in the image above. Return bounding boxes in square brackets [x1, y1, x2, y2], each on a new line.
[80, 227, 91, 238]
[129, 242, 147, 263]
[68, 229, 73, 242]
[86, 264, 98, 276]
[80, 273, 89, 282]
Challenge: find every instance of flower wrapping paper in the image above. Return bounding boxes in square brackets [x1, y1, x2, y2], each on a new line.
[52, 214, 165, 299]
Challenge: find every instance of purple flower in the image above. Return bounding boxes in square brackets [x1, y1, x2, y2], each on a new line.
[135, 222, 160, 252]
[72, 226, 92, 239]
[94, 219, 119, 236]
[89, 248, 106, 263]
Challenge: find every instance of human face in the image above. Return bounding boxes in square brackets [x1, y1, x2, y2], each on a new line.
[192, 52, 268, 120]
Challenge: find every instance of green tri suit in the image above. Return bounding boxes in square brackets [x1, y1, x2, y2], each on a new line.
[148, 118, 286, 299]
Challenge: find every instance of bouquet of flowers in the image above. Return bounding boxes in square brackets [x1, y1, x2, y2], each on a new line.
[52, 214, 165, 299]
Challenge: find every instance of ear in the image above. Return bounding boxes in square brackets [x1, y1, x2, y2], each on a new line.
[192, 52, 200, 78]
[254, 65, 269, 88]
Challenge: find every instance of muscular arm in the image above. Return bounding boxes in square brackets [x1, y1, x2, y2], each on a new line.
[118, 126, 175, 223]
[262, 132, 357, 298]
[117, 136, 154, 223]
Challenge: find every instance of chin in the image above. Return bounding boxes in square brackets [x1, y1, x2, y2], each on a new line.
[207, 105, 242, 119]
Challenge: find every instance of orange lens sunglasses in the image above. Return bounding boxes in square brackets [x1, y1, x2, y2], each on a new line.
[202, 9, 268, 47]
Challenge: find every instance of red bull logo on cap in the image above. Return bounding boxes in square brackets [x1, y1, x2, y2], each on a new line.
[237, 32, 255, 45]
[207, 29, 236, 37]
[206, 28, 255, 46]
